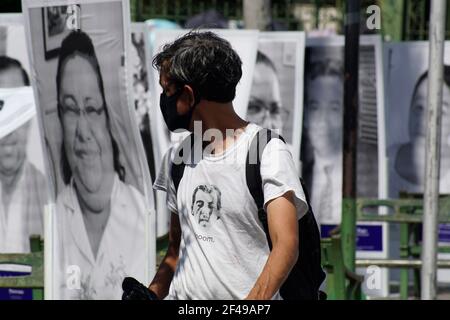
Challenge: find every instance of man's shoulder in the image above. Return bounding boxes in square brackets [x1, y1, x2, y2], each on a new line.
[247, 125, 287, 148]
[262, 134, 290, 159]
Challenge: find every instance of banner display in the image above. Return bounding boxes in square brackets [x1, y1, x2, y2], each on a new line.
[130, 22, 165, 238]
[0, 14, 49, 300]
[144, 20, 181, 238]
[0, 15, 48, 254]
[246, 32, 305, 165]
[23, 0, 155, 299]
[385, 41, 450, 283]
[302, 35, 388, 297]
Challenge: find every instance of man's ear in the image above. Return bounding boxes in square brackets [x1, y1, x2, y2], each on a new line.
[180, 84, 196, 108]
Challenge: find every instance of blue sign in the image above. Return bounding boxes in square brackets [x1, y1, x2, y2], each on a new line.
[416, 223, 450, 244]
[438, 224, 450, 243]
[0, 265, 33, 300]
[0, 288, 33, 300]
[321, 224, 383, 252]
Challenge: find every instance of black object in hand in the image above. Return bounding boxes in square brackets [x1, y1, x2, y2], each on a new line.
[122, 277, 158, 300]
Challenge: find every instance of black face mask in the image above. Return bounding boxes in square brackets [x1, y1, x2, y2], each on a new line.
[159, 88, 195, 132]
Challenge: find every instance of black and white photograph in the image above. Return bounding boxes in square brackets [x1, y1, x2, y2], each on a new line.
[23, 0, 154, 300]
[46, 6, 68, 37]
[385, 42, 450, 197]
[384, 41, 450, 283]
[246, 32, 305, 162]
[42, 5, 73, 60]
[301, 35, 388, 297]
[301, 44, 344, 226]
[302, 35, 386, 227]
[130, 23, 156, 193]
[0, 17, 48, 255]
[130, 23, 166, 238]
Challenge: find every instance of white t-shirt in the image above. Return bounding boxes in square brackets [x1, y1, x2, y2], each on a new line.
[154, 123, 308, 300]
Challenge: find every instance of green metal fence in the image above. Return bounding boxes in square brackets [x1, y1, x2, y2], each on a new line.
[1, 0, 449, 41]
[131, 0, 450, 41]
[131, 0, 383, 34]
[134, 0, 244, 26]
[402, 0, 450, 41]
[132, 0, 348, 31]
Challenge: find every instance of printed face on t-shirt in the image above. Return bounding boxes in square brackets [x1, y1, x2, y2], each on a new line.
[191, 185, 221, 228]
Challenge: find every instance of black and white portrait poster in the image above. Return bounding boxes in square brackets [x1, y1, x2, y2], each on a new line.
[22, 0, 155, 299]
[302, 35, 388, 297]
[130, 23, 164, 238]
[0, 15, 49, 256]
[246, 31, 305, 163]
[385, 41, 450, 283]
[149, 29, 259, 165]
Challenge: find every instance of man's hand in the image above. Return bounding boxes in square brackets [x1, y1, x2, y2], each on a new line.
[245, 191, 299, 300]
[122, 277, 158, 300]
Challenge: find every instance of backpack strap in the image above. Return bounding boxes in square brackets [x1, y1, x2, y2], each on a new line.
[171, 133, 197, 192]
[245, 129, 285, 248]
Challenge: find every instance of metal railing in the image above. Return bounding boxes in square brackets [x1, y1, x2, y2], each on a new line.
[354, 197, 450, 299]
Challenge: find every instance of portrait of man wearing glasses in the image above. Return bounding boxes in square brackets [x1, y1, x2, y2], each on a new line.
[247, 51, 285, 131]
[0, 56, 46, 253]
[54, 30, 146, 300]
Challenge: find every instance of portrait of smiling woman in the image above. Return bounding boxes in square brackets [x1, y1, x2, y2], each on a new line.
[53, 30, 147, 300]
[23, 0, 154, 300]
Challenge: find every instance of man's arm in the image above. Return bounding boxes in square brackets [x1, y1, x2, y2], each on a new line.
[148, 212, 181, 299]
[245, 191, 299, 300]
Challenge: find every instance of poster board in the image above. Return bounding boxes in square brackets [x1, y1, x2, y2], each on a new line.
[246, 31, 305, 165]
[23, 0, 155, 299]
[385, 41, 450, 284]
[302, 35, 388, 297]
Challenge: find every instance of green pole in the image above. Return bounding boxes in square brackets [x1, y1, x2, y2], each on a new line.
[379, 0, 405, 41]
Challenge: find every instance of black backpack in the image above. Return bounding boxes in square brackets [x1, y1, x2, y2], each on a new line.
[171, 129, 326, 300]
